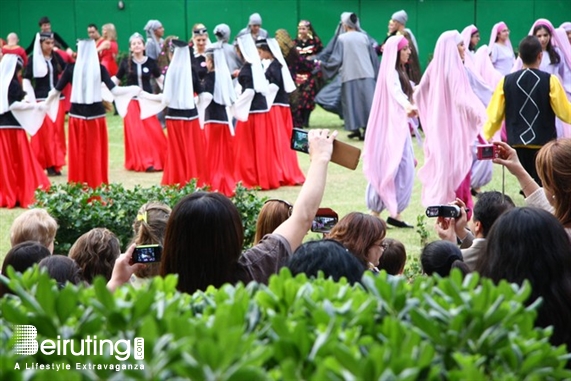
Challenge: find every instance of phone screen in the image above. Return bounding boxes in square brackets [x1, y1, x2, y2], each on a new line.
[290, 128, 309, 153]
[133, 245, 162, 263]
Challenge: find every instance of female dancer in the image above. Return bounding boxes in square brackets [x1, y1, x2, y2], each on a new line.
[262, 38, 305, 185]
[364, 35, 416, 228]
[190, 23, 209, 81]
[489, 22, 515, 75]
[161, 39, 207, 187]
[114, 32, 166, 172]
[293, 20, 322, 128]
[461, 25, 480, 55]
[23, 32, 67, 176]
[414, 31, 487, 216]
[232, 35, 280, 190]
[202, 44, 237, 196]
[0, 54, 50, 207]
[97, 23, 118, 77]
[48, 39, 139, 188]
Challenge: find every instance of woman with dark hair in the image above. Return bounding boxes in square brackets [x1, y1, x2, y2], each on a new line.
[327, 212, 387, 272]
[364, 35, 417, 229]
[160, 129, 336, 294]
[68, 228, 121, 283]
[130, 202, 171, 284]
[39, 255, 84, 286]
[420, 241, 466, 277]
[254, 199, 292, 243]
[285, 239, 364, 284]
[293, 20, 322, 128]
[492, 139, 571, 240]
[377, 238, 407, 276]
[114, 32, 166, 173]
[1, 241, 51, 297]
[23, 32, 67, 177]
[475, 207, 571, 350]
[462, 25, 480, 53]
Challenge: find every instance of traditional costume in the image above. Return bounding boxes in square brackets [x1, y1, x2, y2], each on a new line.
[160, 39, 207, 187]
[23, 32, 67, 176]
[114, 33, 166, 172]
[321, 12, 378, 136]
[364, 36, 415, 226]
[213, 24, 242, 75]
[237, 13, 269, 40]
[201, 44, 237, 196]
[49, 40, 139, 188]
[231, 35, 280, 190]
[489, 22, 515, 76]
[0, 54, 50, 208]
[144, 20, 164, 60]
[414, 31, 487, 215]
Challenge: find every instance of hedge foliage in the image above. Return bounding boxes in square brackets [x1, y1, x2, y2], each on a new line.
[1, 268, 570, 380]
[31, 182, 265, 254]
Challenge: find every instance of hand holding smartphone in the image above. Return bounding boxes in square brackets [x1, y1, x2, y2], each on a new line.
[291, 128, 361, 170]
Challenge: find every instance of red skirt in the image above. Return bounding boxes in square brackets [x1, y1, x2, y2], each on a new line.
[124, 100, 167, 171]
[67, 117, 108, 188]
[161, 118, 206, 187]
[205, 121, 236, 197]
[0, 129, 50, 208]
[61, 85, 71, 113]
[268, 105, 305, 186]
[31, 99, 66, 171]
[233, 112, 280, 190]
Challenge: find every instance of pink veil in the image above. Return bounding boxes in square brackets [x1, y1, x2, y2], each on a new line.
[414, 30, 487, 207]
[474, 45, 503, 89]
[363, 35, 408, 217]
[489, 22, 513, 53]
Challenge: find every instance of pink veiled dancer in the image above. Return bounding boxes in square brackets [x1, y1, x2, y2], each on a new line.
[414, 30, 487, 215]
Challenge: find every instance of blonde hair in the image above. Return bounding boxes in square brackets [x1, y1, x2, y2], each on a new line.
[102, 23, 117, 41]
[131, 202, 171, 278]
[10, 209, 58, 250]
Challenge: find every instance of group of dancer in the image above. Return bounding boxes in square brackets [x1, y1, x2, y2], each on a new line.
[364, 17, 571, 228]
[1, 13, 571, 222]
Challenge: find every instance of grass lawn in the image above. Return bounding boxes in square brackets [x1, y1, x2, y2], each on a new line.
[0, 107, 523, 265]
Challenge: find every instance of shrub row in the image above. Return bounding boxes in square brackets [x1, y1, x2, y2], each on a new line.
[31, 182, 265, 254]
[1, 268, 570, 380]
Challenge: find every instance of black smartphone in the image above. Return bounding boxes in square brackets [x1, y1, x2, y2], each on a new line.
[290, 128, 361, 170]
[311, 207, 339, 233]
[132, 244, 163, 263]
[425, 205, 462, 218]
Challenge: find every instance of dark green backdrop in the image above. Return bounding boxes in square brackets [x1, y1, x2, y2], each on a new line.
[2, 0, 570, 68]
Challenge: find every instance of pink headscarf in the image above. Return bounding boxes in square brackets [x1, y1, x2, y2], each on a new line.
[489, 21, 513, 53]
[363, 35, 409, 217]
[561, 22, 571, 33]
[461, 24, 478, 49]
[414, 30, 487, 207]
[513, 19, 571, 73]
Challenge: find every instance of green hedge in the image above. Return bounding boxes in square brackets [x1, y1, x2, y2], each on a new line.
[31, 182, 265, 254]
[1, 268, 570, 380]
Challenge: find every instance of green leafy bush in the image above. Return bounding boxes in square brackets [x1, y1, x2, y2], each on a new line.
[1, 268, 569, 380]
[31, 182, 265, 254]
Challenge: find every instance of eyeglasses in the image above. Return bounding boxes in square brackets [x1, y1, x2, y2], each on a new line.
[263, 198, 293, 216]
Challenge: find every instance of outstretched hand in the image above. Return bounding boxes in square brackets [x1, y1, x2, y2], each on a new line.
[107, 244, 146, 292]
[308, 129, 337, 163]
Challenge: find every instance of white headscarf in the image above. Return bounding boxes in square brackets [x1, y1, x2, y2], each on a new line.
[237, 35, 268, 95]
[144, 20, 162, 43]
[266, 38, 296, 93]
[210, 43, 236, 106]
[0, 54, 18, 114]
[162, 42, 195, 109]
[71, 39, 102, 104]
[33, 33, 48, 78]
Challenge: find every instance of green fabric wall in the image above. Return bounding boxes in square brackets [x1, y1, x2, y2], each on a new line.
[2, 0, 570, 68]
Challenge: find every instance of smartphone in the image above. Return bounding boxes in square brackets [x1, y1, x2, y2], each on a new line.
[425, 205, 461, 218]
[311, 207, 339, 233]
[476, 144, 498, 160]
[132, 244, 163, 263]
[290, 128, 361, 170]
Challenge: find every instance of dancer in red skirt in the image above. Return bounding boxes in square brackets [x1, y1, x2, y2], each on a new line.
[160, 39, 207, 187]
[114, 32, 166, 172]
[48, 39, 139, 188]
[201, 44, 237, 196]
[232, 35, 280, 190]
[262, 38, 305, 185]
[23, 32, 67, 176]
[0, 54, 50, 208]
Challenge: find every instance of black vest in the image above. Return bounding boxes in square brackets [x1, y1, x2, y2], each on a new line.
[503, 68, 557, 146]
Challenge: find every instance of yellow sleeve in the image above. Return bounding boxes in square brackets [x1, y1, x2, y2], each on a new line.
[550, 75, 571, 124]
[482, 77, 506, 141]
